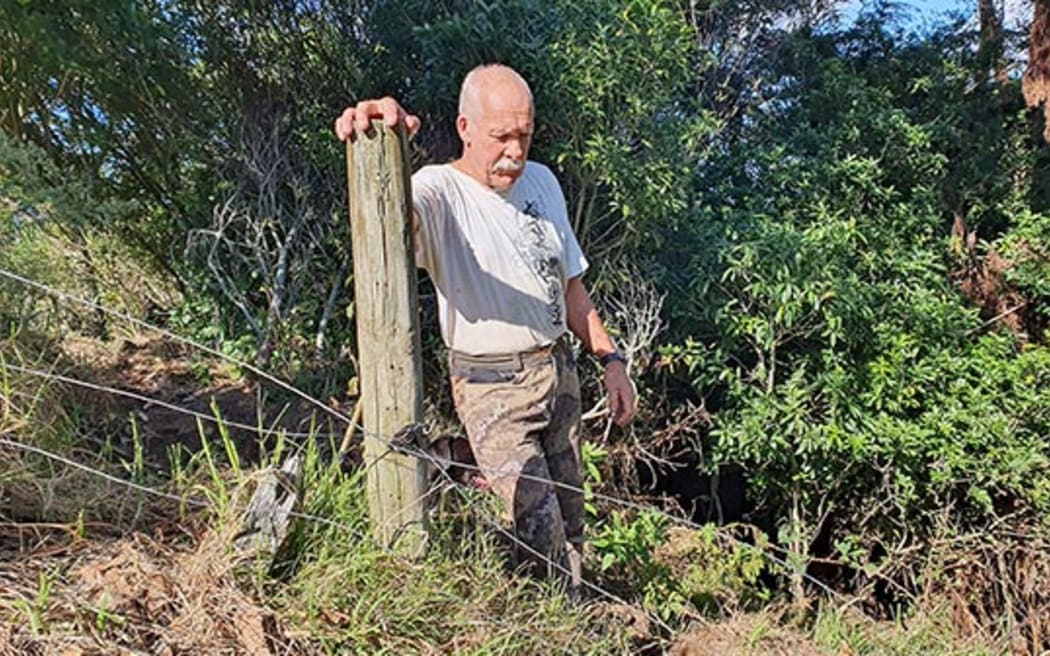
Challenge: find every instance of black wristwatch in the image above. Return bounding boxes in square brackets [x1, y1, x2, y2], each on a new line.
[598, 351, 627, 368]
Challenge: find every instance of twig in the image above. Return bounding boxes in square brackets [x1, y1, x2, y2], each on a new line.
[965, 302, 1027, 336]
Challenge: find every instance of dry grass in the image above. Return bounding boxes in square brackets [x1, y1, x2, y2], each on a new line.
[669, 610, 829, 656]
[920, 524, 1050, 655]
[0, 524, 316, 655]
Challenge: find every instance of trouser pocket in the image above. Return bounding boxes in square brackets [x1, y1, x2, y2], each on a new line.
[451, 366, 519, 385]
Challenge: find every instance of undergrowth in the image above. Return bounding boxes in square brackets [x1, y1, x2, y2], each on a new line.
[0, 332, 1028, 655]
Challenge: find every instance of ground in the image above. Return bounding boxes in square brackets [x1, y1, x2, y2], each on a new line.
[58, 334, 348, 468]
[0, 334, 1014, 655]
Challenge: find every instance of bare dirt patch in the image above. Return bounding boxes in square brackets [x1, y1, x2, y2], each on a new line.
[59, 334, 348, 467]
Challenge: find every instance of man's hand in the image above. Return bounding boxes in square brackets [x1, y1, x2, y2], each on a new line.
[603, 361, 636, 427]
[334, 97, 421, 141]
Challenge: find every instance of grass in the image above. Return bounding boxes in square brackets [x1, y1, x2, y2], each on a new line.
[810, 603, 1007, 656]
[0, 332, 642, 653]
[0, 330, 1034, 656]
[11, 570, 55, 637]
[265, 437, 641, 654]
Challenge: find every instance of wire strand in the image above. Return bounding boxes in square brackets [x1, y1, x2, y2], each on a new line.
[2, 362, 337, 440]
[433, 465, 677, 636]
[3, 351, 656, 614]
[4, 340, 840, 601]
[2, 431, 675, 643]
[0, 267, 843, 602]
[0, 268, 357, 432]
[0, 436, 388, 550]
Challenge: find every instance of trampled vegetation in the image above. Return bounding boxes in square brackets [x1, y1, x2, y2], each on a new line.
[2, 0, 1049, 653]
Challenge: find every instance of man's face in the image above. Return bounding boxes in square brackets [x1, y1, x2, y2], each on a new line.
[458, 84, 534, 192]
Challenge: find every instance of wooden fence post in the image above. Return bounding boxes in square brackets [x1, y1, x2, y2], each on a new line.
[346, 120, 427, 551]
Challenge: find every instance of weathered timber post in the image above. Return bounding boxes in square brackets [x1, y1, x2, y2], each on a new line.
[346, 120, 427, 551]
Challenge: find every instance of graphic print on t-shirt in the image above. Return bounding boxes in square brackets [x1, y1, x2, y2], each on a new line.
[520, 199, 564, 329]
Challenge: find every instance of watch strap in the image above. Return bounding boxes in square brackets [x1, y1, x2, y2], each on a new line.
[598, 351, 627, 367]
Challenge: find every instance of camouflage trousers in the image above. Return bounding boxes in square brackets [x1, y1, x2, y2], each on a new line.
[449, 336, 583, 589]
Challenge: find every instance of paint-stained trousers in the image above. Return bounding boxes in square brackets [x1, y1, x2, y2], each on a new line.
[449, 337, 583, 589]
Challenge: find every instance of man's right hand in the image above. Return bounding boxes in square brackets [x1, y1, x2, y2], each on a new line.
[334, 97, 421, 141]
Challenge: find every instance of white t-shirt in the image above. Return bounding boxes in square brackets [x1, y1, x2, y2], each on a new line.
[412, 162, 588, 356]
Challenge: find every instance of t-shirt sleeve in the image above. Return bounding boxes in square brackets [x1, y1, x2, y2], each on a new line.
[561, 219, 588, 280]
[411, 168, 445, 274]
[542, 167, 589, 280]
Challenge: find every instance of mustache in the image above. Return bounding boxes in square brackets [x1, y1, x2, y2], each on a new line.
[492, 158, 524, 174]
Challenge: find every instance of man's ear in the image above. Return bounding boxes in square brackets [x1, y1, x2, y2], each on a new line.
[456, 114, 470, 144]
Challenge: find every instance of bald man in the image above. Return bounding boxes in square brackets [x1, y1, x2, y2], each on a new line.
[335, 64, 636, 590]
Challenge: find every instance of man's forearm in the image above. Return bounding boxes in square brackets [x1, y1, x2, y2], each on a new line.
[564, 277, 617, 357]
[565, 275, 636, 426]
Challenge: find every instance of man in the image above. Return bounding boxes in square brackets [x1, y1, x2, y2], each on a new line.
[335, 64, 635, 588]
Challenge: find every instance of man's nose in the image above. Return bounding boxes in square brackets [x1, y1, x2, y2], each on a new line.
[505, 139, 524, 160]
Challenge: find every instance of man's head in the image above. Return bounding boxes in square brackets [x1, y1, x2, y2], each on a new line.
[455, 64, 534, 192]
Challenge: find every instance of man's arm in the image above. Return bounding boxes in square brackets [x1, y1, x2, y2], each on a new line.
[335, 98, 424, 260]
[564, 276, 637, 427]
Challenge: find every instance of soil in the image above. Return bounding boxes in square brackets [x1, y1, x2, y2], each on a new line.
[58, 334, 349, 468]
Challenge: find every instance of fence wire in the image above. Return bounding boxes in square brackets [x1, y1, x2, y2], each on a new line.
[0, 266, 849, 617]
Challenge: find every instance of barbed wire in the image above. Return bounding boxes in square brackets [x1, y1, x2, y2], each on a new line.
[455, 486, 677, 636]
[2, 362, 337, 440]
[422, 441, 843, 601]
[1, 267, 637, 501]
[0, 267, 435, 470]
[0, 268, 358, 432]
[0, 263, 658, 615]
[0, 267, 844, 604]
[3, 345, 844, 608]
[0, 341, 586, 514]
[0, 432, 671, 637]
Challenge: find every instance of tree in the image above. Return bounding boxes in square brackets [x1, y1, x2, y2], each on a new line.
[1024, 0, 1050, 141]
